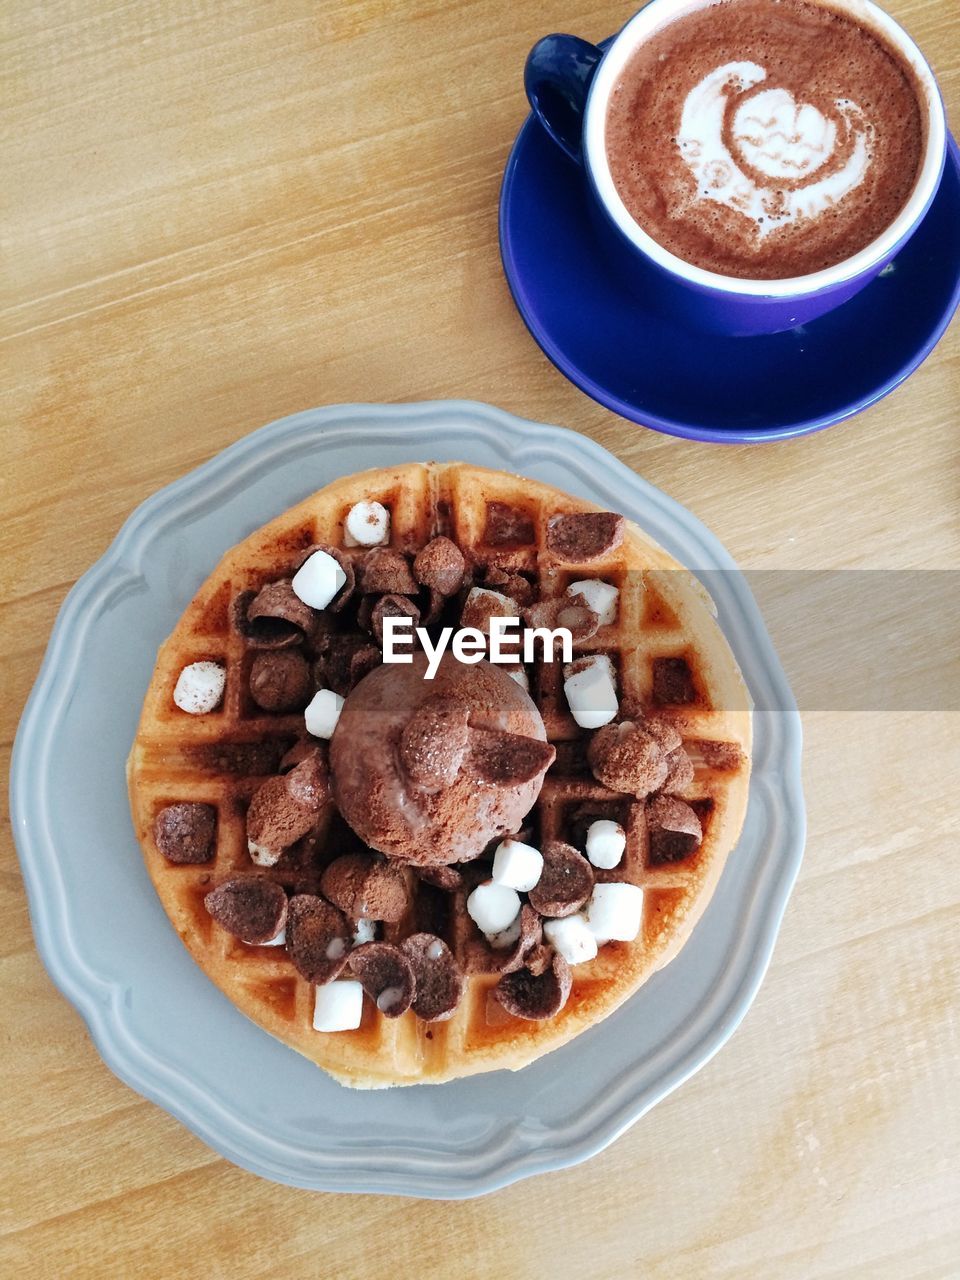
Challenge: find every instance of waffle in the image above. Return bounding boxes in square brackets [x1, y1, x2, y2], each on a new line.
[127, 462, 751, 1087]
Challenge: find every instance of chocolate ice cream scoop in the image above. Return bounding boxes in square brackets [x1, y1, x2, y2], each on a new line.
[329, 654, 555, 866]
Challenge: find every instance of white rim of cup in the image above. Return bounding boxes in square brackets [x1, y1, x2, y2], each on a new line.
[584, 0, 947, 298]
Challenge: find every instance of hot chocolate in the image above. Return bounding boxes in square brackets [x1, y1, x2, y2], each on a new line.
[605, 0, 926, 279]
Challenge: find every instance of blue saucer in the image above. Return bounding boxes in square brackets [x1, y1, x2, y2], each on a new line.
[499, 120, 960, 443]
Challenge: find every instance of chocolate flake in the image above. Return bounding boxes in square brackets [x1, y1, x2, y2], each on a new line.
[401, 933, 464, 1021]
[320, 852, 409, 922]
[348, 942, 415, 1017]
[494, 950, 572, 1020]
[286, 894, 351, 983]
[248, 649, 312, 712]
[546, 512, 624, 561]
[204, 877, 287, 945]
[646, 795, 703, 864]
[154, 802, 217, 864]
[528, 841, 594, 917]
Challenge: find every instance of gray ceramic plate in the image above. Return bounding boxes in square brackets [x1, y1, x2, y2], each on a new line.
[10, 402, 804, 1198]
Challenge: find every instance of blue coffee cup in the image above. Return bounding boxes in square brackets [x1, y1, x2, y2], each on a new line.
[525, 0, 946, 336]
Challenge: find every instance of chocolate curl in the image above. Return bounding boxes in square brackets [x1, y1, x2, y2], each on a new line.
[464, 728, 556, 786]
[399, 703, 470, 788]
[320, 852, 409, 922]
[248, 649, 312, 712]
[286, 894, 351, 983]
[154, 802, 217, 864]
[401, 933, 464, 1021]
[294, 544, 355, 613]
[348, 942, 415, 1017]
[359, 548, 418, 596]
[646, 795, 703, 864]
[546, 512, 624, 561]
[413, 537, 466, 596]
[527, 841, 594, 917]
[494, 950, 572, 1020]
[204, 877, 288, 945]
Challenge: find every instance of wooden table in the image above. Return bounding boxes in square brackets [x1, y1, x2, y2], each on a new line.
[3, 2, 958, 1275]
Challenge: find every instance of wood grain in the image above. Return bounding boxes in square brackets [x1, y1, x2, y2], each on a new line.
[2, 1, 958, 1276]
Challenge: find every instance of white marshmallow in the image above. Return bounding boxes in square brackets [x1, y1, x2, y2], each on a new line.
[563, 654, 618, 729]
[507, 667, 530, 691]
[544, 914, 598, 966]
[567, 579, 619, 627]
[304, 688, 344, 739]
[585, 883, 644, 943]
[352, 918, 378, 946]
[313, 980, 364, 1032]
[492, 839, 544, 892]
[291, 549, 347, 610]
[260, 926, 286, 947]
[344, 501, 390, 547]
[247, 840, 281, 867]
[585, 819, 626, 870]
[173, 661, 225, 715]
[467, 881, 521, 935]
[487, 914, 522, 949]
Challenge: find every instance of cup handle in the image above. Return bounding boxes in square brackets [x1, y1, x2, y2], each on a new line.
[524, 34, 604, 166]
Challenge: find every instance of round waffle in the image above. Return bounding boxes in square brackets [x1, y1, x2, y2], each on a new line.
[127, 462, 751, 1087]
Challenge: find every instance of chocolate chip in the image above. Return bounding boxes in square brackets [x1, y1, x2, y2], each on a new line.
[413, 537, 465, 596]
[244, 580, 318, 646]
[587, 720, 671, 797]
[495, 904, 543, 975]
[399, 703, 470, 788]
[248, 650, 312, 712]
[204, 877, 287, 944]
[320, 852, 409, 922]
[294, 544, 355, 613]
[286, 894, 351, 983]
[154, 802, 217, 864]
[400, 933, 464, 1021]
[528, 841, 594, 917]
[368, 594, 420, 645]
[647, 795, 703, 864]
[494, 950, 572, 1020]
[546, 512, 624, 561]
[484, 501, 536, 546]
[522, 598, 599, 642]
[652, 656, 697, 705]
[464, 728, 556, 785]
[359, 548, 417, 595]
[348, 942, 415, 1017]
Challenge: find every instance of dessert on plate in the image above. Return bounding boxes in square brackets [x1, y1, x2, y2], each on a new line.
[128, 462, 751, 1087]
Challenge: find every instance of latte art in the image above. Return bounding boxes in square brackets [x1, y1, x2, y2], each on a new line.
[677, 62, 874, 238]
[604, 0, 925, 279]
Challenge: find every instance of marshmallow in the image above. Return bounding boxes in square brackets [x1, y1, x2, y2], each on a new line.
[173, 661, 225, 715]
[291, 549, 347, 610]
[312, 980, 364, 1032]
[567, 579, 619, 627]
[544, 914, 598, 966]
[467, 881, 521, 936]
[344, 501, 390, 547]
[563, 654, 618, 729]
[507, 667, 530, 691]
[585, 882, 644, 943]
[492, 839, 544, 892]
[304, 688, 344, 739]
[352, 918, 378, 947]
[260, 926, 286, 947]
[487, 913, 523, 950]
[585, 819, 626, 870]
[247, 840, 281, 867]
